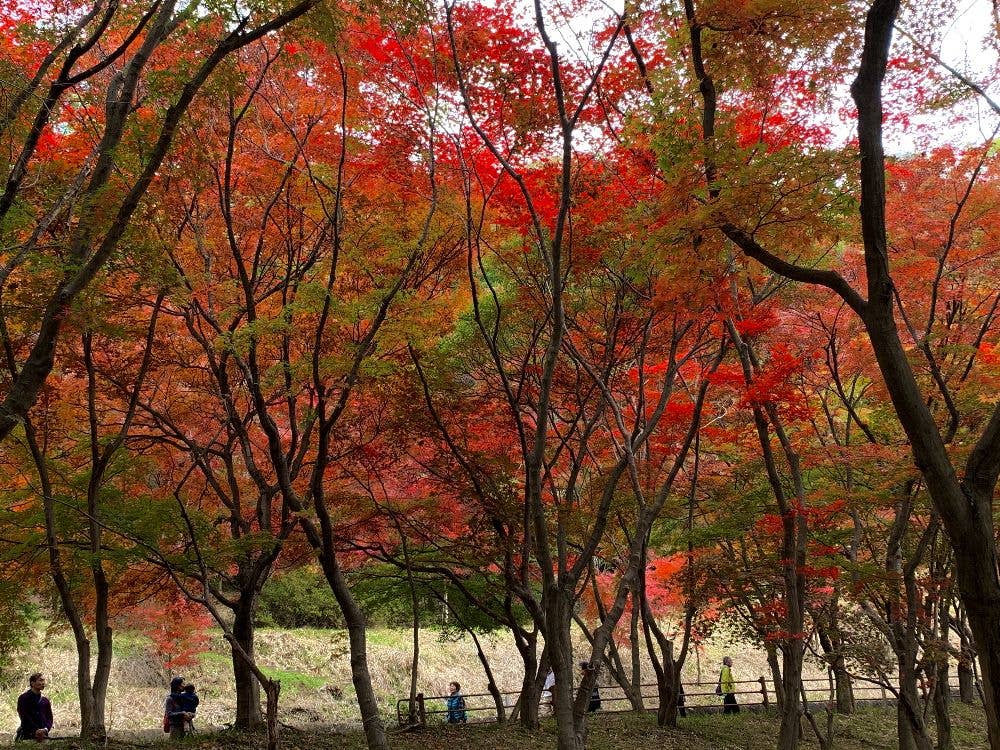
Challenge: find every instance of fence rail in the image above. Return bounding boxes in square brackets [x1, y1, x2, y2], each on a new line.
[396, 674, 968, 728]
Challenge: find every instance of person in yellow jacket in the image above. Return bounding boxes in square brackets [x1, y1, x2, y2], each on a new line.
[719, 656, 739, 714]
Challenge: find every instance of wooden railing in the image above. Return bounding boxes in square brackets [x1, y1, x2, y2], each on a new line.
[396, 674, 969, 728]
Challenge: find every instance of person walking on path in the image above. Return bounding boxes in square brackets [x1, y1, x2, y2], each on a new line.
[446, 681, 467, 723]
[15, 673, 53, 742]
[163, 676, 195, 740]
[719, 656, 739, 714]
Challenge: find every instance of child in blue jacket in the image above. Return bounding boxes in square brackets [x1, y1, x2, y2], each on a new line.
[446, 681, 467, 723]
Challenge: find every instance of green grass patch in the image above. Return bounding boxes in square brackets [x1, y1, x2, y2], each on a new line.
[262, 668, 326, 691]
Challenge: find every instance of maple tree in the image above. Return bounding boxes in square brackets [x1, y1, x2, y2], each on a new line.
[0, 0, 318, 441]
[2, 2, 999, 750]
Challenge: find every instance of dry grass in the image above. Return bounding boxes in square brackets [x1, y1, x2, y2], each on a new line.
[0, 624, 853, 739]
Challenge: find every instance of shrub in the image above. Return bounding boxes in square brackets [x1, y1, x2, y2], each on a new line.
[257, 566, 344, 628]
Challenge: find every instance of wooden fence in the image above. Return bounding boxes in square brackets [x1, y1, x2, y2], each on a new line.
[396, 674, 968, 728]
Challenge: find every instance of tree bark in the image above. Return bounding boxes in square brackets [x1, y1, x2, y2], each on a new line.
[817, 623, 854, 714]
[934, 657, 953, 750]
[232, 597, 263, 729]
[767, 643, 784, 711]
[318, 553, 388, 750]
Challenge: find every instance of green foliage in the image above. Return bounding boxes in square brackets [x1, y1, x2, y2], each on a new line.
[0, 581, 37, 685]
[256, 566, 344, 629]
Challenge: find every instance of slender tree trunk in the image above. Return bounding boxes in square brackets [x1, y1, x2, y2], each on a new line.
[932, 590, 953, 750]
[767, 642, 784, 711]
[89, 568, 113, 739]
[895, 644, 934, 750]
[232, 597, 263, 729]
[439, 594, 506, 724]
[319, 554, 388, 750]
[470, 630, 505, 724]
[628, 590, 644, 710]
[934, 658, 952, 750]
[817, 620, 854, 714]
[400, 531, 420, 726]
[958, 640, 976, 705]
[639, 581, 681, 727]
[547, 592, 583, 750]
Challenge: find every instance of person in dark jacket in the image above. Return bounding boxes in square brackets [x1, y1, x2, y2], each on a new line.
[178, 683, 199, 732]
[15, 673, 53, 742]
[164, 676, 194, 740]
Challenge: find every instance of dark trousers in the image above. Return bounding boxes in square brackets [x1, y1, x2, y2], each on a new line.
[723, 693, 740, 714]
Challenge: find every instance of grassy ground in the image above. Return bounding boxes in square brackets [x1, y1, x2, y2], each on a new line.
[2, 624, 981, 749]
[0, 624, 802, 735]
[9, 703, 989, 749]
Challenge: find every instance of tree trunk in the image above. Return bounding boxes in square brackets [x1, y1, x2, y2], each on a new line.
[547, 592, 582, 750]
[767, 642, 784, 711]
[961, 586, 1000, 747]
[833, 662, 854, 715]
[446, 601, 505, 724]
[512, 635, 541, 729]
[777, 643, 805, 750]
[897, 654, 934, 750]
[817, 621, 854, 714]
[232, 597, 263, 729]
[89, 576, 113, 740]
[934, 658, 952, 750]
[472, 633, 505, 724]
[319, 554, 388, 750]
[628, 592, 644, 710]
[264, 679, 281, 750]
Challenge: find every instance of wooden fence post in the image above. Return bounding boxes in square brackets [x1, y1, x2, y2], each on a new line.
[759, 676, 770, 708]
[417, 692, 426, 728]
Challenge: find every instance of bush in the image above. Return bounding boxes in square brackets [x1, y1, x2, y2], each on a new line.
[257, 567, 343, 628]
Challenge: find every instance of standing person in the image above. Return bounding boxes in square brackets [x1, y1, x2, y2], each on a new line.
[15, 673, 53, 742]
[580, 662, 601, 712]
[163, 676, 194, 740]
[719, 656, 739, 714]
[446, 681, 467, 723]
